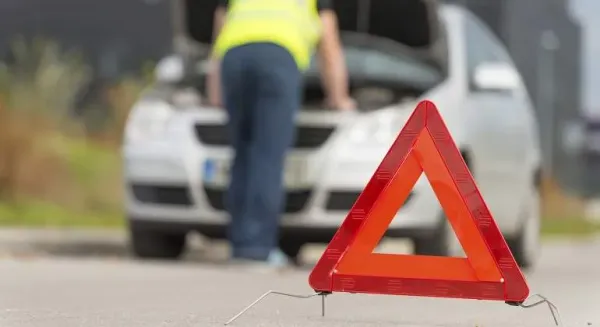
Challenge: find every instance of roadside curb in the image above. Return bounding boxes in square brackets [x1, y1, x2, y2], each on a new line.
[0, 228, 598, 260]
[0, 228, 215, 259]
[0, 228, 128, 256]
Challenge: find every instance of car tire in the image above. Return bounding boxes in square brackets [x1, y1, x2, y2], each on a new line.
[412, 214, 464, 257]
[129, 226, 187, 260]
[279, 238, 304, 266]
[506, 188, 541, 270]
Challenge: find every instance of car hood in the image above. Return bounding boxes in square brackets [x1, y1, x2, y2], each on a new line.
[135, 78, 466, 167]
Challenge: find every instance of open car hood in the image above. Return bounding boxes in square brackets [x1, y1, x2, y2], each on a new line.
[179, 0, 446, 69]
[171, 0, 447, 110]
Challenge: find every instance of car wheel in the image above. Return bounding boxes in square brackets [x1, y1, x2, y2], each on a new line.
[129, 226, 187, 260]
[412, 214, 464, 257]
[507, 188, 541, 270]
[279, 238, 304, 266]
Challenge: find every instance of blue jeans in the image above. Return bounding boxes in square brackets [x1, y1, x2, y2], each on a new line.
[220, 43, 302, 261]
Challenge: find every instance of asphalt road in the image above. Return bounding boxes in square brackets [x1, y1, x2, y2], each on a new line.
[0, 235, 598, 327]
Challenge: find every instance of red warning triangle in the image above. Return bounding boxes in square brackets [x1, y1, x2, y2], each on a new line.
[309, 100, 529, 303]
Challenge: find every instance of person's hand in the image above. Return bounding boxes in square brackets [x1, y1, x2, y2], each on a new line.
[206, 89, 223, 108]
[326, 96, 357, 111]
[207, 96, 223, 108]
[205, 59, 223, 108]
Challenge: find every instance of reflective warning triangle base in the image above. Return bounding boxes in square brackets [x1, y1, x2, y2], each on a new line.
[309, 100, 529, 303]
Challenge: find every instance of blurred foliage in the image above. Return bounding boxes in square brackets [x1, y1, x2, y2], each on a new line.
[0, 37, 92, 122]
[541, 217, 600, 237]
[0, 37, 151, 227]
[541, 175, 586, 220]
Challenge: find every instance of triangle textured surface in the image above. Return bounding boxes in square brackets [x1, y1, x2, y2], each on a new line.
[308, 100, 529, 303]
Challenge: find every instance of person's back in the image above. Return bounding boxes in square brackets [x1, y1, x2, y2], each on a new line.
[207, 0, 354, 268]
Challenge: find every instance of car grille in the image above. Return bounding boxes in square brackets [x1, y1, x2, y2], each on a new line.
[131, 184, 193, 206]
[194, 124, 335, 149]
[325, 191, 414, 211]
[203, 187, 312, 213]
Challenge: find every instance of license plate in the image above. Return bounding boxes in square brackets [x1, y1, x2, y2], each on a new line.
[202, 158, 311, 188]
[202, 159, 228, 185]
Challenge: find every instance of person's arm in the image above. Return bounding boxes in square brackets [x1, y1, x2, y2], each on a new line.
[316, 9, 355, 110]
[206, 3, 228, 107]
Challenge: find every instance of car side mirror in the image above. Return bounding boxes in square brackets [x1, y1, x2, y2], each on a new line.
[471, 62, 520, 93]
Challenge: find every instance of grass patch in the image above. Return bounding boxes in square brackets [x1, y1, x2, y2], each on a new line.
[541, 217, 600, 237]
[0, 135, 125, 228]
[0, 199, 123, 228]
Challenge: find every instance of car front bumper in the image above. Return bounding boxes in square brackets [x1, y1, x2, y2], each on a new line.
[124, 149, 441, 240]
[122, 108, 443, 241]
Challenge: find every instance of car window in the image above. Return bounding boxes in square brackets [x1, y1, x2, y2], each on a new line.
[305, 46, 443, 89]
[464, 12, 511, 76]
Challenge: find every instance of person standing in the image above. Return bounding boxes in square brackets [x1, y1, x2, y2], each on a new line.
[207, 0, 355, 268]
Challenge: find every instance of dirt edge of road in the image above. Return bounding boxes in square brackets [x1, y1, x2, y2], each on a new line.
[0, 228, 598, 261]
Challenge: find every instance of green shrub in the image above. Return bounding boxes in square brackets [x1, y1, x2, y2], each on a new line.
[0, 37, 92, 121]
[0, 37, 148, 227]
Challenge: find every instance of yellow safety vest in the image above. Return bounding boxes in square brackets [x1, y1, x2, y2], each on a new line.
[213, 0, 322, 71]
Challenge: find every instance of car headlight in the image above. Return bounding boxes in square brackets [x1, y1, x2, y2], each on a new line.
[124, 101, 174, 144]
[348, 114, 398, 146]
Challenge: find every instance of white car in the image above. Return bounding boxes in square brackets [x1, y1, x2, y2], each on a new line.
[122, 0, 542, 269]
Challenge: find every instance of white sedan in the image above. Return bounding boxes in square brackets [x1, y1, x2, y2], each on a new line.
[122, 1, 542, 269]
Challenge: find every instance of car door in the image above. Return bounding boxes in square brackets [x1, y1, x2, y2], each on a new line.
[463, 13, 529, 224]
